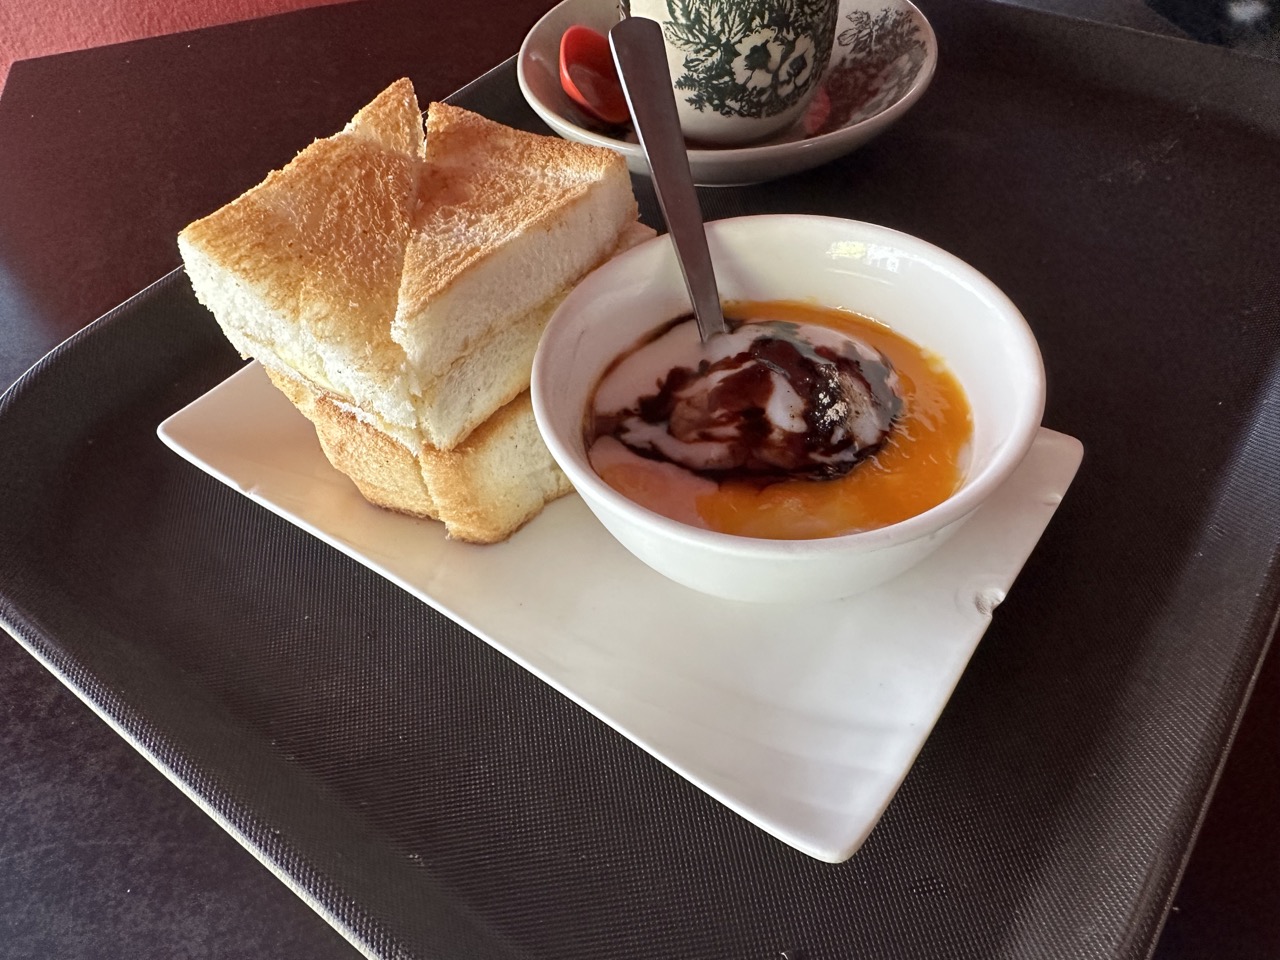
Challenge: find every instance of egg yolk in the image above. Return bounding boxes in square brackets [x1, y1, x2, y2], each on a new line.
[596, 300, 973, 540]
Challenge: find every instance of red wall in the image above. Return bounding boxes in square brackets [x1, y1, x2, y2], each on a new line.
[0, 0, 356, 95]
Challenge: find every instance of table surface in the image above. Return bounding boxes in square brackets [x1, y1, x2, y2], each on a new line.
[1, 0, 1277, 957]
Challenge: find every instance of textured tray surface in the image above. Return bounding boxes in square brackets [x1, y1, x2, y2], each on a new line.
[1, 1, 1278, 957]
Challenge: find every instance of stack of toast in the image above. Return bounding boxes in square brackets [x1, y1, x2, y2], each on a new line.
[179, 79, 652, 542]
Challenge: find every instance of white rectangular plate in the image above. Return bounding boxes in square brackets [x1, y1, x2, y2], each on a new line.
[159, 362, 1082, 862]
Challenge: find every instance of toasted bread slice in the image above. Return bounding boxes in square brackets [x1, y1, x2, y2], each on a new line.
[419, 392, 575, 543]
[179, 78, 426, 444]
[266, 367, 569, 543]
[413, 219, 655, 450]
[264, 366, 439, 519]
[393, 102, 638, 383]
[178, 80, 647, 543]
[254, 219, 652, 540]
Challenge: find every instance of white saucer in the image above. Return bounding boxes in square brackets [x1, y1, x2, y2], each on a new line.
[517, 0, 938, 186]
[159, 363, 1082, 861]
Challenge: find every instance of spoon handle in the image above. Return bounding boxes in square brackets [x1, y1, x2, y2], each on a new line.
[609, 17, 727, 341]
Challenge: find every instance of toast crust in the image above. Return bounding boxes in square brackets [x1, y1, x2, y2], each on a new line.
[267, 367, 572, 543]
[419, 392, 576, 543]
[265, 366, 439, 519]
[343, 77, 427, 160]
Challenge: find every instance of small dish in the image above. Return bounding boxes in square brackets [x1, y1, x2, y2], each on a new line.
[533, 215, 1047, 603]
[517, 0, 938, 186]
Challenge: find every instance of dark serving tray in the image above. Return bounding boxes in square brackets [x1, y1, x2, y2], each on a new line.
[2, 1, 1278, 957]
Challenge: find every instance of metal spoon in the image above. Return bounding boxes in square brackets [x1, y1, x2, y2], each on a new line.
[608, 17, 900, 438]
[609, 16, 727, 342]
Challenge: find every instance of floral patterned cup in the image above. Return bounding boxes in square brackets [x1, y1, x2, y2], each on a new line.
[622, 0, 840, 145]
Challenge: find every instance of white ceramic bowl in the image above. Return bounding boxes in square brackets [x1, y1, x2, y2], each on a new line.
[532, 215, 1045, 604]
[517, 0, 938, 186]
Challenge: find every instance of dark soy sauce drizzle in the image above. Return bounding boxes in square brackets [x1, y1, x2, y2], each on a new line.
[590, 315, 903, 484]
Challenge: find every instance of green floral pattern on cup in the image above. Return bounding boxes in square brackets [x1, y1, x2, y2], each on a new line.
[661, 0, 838, 119]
